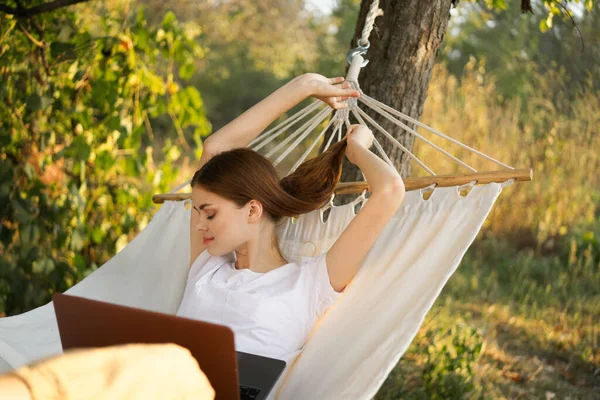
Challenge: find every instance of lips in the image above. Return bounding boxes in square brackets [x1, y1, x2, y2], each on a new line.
[203, 237, 214, 244]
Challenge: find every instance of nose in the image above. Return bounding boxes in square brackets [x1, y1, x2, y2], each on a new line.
[195, 216, 208, 232]
[195, 221, 206, 232]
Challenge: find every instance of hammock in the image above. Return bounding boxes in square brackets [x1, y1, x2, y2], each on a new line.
[0, 1, 532, 398]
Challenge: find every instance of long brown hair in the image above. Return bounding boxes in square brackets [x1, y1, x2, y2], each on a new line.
[191, 138, 348, 227]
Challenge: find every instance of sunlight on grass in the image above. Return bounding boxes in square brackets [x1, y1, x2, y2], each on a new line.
[373, 60, 600, 398]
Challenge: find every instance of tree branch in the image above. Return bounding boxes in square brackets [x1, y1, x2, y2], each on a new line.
[0, 0, 90, 18]
[17, 22, 44, 47]
[554, 0, 585, 52]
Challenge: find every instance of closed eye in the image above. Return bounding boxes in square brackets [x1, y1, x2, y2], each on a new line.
[193, 206, 215, 220]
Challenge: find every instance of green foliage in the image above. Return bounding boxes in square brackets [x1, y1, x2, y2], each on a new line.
[473, 0, 594, 16]
[184, 0, 321, 132]
[375, 319, 485, 400]
[442, 1, 600, 105]
[420, 326, 484, 399]
[454, 234, 599, 317]
[375, 217, 600, 398]
[0, 6, 210, 315]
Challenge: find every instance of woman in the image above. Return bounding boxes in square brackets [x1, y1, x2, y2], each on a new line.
[176, 73, 405, 390]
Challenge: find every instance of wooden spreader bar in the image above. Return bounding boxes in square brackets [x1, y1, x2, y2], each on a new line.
[152, 168, 532, 204]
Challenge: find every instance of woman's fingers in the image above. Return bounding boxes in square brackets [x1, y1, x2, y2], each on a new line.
[313, 77, 359, 109]
[320, 80, 359, 99]
[332, 81, 359, 94]
[336, 82, 359, 95]
[342, 88, 360, 98]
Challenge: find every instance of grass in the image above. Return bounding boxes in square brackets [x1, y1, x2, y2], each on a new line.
[374, 60, 599, 399]
[375, 232, 599, 399]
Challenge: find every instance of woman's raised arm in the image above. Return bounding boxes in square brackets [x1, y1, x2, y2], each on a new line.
[325, 125, 405, 292]
[201, 73, 360, 157]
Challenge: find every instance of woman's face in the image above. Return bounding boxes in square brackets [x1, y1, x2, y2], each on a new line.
[191, 186, 261, 256]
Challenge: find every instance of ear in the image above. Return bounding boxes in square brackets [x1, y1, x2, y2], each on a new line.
[246, 199, 263, 223]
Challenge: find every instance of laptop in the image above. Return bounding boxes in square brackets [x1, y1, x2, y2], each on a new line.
[52, 293, 286, 400]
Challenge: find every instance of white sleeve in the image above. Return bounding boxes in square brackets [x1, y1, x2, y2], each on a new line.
[308, 253, 345, 319]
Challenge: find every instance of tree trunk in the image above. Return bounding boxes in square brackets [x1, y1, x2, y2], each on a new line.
[327, 0, 454, 203]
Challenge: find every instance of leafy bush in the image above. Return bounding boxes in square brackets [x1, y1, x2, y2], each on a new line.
[0, 6, 209, 315]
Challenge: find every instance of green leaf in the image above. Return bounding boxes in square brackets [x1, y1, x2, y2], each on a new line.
[19, 223, 40, 245]
[12, 197, 34, 224]
[136, 7, 147, 25]
[64, 135, 92, 161]
[185, 86, 203, 108]
[136, 26, 150, 50]
[585, 0, 593, 11]
[162, 11, 177, 29]
[179, 63, 195, 80]
[70, 230, 85, 251]
[23, 163, 35, 179]
[91, 80, 109, 108]
[140, 69, 166, 95]
[91, 227, 105, 244]
[40, 95, 53, 109]
[95, 150, 117, 170]
[25, 93, 41, 112]
[0, 225, 14, 248]
[484, 0, 507, 10]
[50, 42, 77, 60]
[0, 80, 7, 102]
[546, 14, 553, 29]
[32, 257, 55, 275]
[73, 254, 87, 272]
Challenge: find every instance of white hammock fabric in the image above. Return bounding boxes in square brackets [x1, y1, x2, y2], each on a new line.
[0, 181, 507, 400]
[274, 184, 506, 399]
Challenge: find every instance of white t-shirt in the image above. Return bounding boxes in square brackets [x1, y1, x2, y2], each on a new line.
[176, 249, 345, 394]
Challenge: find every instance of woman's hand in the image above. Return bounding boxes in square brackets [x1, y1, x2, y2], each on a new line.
[301, 73, 360, 110]
[345, 124, 374, 165]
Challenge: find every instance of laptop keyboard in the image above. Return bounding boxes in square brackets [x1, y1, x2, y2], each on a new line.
[239, 384, 261, 400]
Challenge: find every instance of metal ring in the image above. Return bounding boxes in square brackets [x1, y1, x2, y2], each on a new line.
[346, 48, 370, 67]
[357, 38, 370, 49]
[345, 38, 371, 66]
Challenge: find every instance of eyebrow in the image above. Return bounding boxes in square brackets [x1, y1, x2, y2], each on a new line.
[193, 203, 213, 212]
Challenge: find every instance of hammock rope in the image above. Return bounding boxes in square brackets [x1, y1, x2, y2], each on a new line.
[358, 0, 384, 48]
[358, 92, 516, 170]
[273, 109, 334, 166]
[249, 101, 323, 149]
[352, 84, 477, 173]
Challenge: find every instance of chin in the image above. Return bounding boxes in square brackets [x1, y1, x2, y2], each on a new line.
[207, 247, 227, 257]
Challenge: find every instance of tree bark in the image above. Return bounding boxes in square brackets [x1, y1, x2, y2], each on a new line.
[0, 0, 90, 17]
[326, 0, 454, 203]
